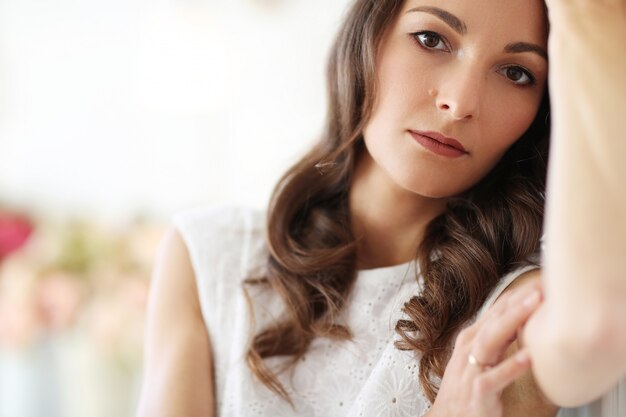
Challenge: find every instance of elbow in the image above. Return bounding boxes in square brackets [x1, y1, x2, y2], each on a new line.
[533, 307, 626, 407]
[537, 333, 604, 407]
[561, 296, 626, 363]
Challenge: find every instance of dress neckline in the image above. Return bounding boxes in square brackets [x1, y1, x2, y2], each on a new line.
[356, 259, 419, 282]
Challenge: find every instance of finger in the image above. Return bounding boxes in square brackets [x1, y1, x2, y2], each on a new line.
[473, 349, 531, 396]
[456, 282, 535, 357]
[463, 290, 513, 344]
[471, 288, 541, 364]
[463, 280, 542, 362]
[474, 279, 542, 329]
[495, 279, 542, 313]
[474, 288, 514, 325]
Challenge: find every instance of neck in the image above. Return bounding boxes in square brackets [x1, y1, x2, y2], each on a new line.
[349, 149, 447, 270]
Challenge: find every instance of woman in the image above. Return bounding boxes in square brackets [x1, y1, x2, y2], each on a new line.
[136, 0, 621, 415]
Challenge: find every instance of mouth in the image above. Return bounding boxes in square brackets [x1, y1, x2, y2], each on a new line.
[409, 130, 469, 157]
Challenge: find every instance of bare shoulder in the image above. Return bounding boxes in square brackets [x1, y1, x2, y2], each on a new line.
[143, 227, 207, 336]
[135, 226, 215, 417]
[150, 227, 202, 316]
[498, 267, 542, 300]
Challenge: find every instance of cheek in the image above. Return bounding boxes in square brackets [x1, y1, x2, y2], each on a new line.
[490, 97, 541, 154]
[369, 43, 432, 130]
[471, 95, 542, 184]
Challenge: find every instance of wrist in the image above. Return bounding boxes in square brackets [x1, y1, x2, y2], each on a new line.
[547, 1, 626, 39]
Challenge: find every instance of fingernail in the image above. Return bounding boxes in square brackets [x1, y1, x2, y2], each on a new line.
[516, 350, 530, 364]
[523, 291, 540, 308]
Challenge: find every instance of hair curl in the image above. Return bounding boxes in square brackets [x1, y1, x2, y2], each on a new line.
[244, 0, 550, 404]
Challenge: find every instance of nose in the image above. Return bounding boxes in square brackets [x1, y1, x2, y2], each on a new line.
[433, 62, 483, 121]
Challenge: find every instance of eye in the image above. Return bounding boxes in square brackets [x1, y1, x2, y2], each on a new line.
[498, 65, 536, 87]
[412, 31, 450, 52]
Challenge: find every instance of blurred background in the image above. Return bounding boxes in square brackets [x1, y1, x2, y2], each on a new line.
[0, 0, 350, 415]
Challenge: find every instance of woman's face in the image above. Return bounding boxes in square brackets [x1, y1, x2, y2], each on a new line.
[362, 0, 548, 198]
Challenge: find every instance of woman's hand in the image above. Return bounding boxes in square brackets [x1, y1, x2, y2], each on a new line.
[425, 280, 543, 417]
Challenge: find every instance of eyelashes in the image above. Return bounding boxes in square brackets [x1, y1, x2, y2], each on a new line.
[410, 31, 537, 87]
[413, 31, 450, 52]
[498, 66, 535, 86]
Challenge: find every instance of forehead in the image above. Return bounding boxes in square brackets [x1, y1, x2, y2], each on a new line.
[398, 0, 547, 44]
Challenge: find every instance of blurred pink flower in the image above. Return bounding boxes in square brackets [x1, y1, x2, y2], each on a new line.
[0, 211, 33, 260]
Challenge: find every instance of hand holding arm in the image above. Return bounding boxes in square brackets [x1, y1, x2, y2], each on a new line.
[425, 278, 556, 417]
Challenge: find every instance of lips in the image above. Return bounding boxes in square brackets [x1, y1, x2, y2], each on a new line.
[409, 130, 469, 158]
[411, 130, 467, 153]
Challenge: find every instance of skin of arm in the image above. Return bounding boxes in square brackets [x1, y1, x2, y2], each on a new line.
[522, 0, 626, 407]
[135, 228, 216, 417]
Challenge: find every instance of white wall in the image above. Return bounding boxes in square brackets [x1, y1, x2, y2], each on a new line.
[0, 0, 352, 223]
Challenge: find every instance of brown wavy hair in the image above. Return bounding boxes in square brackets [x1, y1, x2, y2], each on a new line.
[244, 0, 550, 404]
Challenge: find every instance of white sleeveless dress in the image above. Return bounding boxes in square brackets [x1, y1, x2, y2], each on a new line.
[173, 205, 623, 417]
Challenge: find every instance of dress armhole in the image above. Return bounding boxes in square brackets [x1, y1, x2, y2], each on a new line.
[477, 263, 541, 319]
[171, 205, 243, 337]
[171, 205, 265, 339]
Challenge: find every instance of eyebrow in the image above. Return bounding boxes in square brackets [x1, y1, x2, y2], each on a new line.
[505, 42, 548, 60]
[406, 6, 467, 35]
[406, 6, 548, 61]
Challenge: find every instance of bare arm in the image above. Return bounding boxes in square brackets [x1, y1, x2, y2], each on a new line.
[135, 227, 215, 417]
[524, 1, 626, 405]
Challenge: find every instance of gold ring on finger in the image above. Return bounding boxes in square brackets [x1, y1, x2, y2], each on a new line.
[467, 353, 489, 370]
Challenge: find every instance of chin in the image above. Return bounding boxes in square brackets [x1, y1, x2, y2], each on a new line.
[395, 172, 474, 200]
[401, 181, 463, 200]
